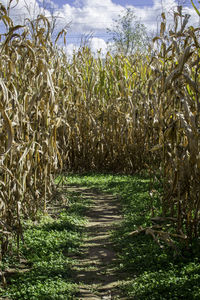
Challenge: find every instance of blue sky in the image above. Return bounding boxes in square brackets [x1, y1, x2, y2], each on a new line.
[1, 0, 198, 55]
[54, 0, 155, 7]
[53, 0, 193, 8]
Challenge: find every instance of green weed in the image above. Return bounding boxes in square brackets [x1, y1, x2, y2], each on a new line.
[0, 190, 88, 300]
[64, 174, 200, 300]
[2, 173, 200, 299]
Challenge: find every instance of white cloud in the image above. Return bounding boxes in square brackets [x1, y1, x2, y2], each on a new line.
[63, 37, 107, 59]
[2, 0, 40, 20]
[130, 0, 199, 34]
[1, 0, 60, 25]
[57, 0, 123, 33]
[89, 37, 108, 55]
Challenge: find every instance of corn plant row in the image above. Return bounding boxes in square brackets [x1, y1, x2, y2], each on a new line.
[0, 5, 62, 259]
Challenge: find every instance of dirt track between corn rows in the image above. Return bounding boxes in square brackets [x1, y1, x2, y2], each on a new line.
[68, 186, 126, 300]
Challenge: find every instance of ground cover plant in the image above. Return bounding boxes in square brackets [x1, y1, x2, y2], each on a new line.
[1, 173, 200, 299]
[65, 173, 200, 300]
[0, 185, 89, 299]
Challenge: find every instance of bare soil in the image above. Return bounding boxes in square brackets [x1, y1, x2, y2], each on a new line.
[68, 186, 125, 300]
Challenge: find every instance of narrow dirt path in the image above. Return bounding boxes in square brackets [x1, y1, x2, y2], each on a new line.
[68, 186, 125, 300]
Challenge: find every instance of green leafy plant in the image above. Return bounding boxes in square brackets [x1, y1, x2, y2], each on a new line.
[0, 187, 88, 299]
[64, 174, 200, 300]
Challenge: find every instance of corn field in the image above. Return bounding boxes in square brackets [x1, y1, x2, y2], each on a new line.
[0, 2, 199, 261]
